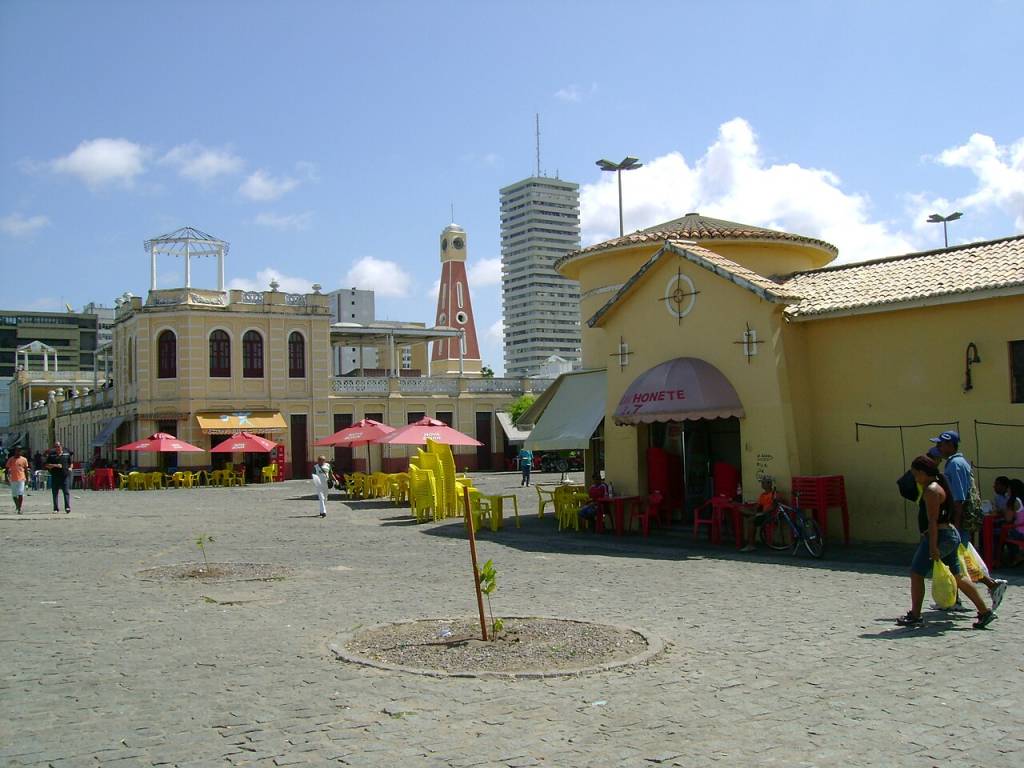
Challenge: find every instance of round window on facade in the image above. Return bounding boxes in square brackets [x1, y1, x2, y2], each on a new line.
[452, 237, 464, 250]
[455, 311, 468, 325]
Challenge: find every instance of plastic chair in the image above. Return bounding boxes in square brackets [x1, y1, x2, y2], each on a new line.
[261, 465, 277, 483]
[554, 485, 586, 531]
[535, 484, 557, 518]
[693, 496, 731, 543]
[628, 491, 666, 536]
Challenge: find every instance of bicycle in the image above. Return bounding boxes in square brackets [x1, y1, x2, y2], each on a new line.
[759, 493, 825, 558]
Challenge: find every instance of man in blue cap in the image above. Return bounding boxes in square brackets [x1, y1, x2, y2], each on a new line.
[930, 430, 1007, 611]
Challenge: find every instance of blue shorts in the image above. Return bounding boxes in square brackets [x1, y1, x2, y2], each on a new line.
[910, 527, 962, 577]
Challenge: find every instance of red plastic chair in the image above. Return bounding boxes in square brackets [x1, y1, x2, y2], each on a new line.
[994, 527, 1024, 569]
[629, 491, 666, 536]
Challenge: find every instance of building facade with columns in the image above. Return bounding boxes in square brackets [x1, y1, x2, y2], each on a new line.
[10, 226, 549, 477]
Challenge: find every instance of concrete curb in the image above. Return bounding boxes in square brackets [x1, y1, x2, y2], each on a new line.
[329, 615, 667, 680]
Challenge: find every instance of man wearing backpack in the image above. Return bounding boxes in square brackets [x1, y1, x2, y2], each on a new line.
[930, 431, 1008, 611]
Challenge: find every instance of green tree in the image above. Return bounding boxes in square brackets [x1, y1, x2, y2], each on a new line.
[481, 364, 494, 378]
[508, 394, 536, 424]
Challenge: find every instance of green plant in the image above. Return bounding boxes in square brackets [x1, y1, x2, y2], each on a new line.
[481, 364, 495, 379]
[508, 394, 536, 424]
[195, 534, 215, 569]
[478, 559, 503, 639]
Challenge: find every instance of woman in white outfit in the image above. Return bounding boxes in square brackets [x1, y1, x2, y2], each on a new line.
[312, 455, 337, 518]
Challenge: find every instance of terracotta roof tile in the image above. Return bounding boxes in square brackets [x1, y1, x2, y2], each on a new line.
[558, 212, 838, 269]
[782, 234, 1024, 318]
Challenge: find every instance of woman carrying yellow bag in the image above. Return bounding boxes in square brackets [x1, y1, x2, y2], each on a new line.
[897, 455, 996, 629]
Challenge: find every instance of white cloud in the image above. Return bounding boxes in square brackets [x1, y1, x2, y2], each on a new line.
[343, 256, 411, 298]
[239, 169, 300, 201]
[581, 118, 918, 264]
[931, 133, 1024, 230]
[160, 142, 244, 182]
[228, 267, 315, 295]
[485, 319, 503, 345]
[254, 211, 314, 231]
[0, 212, 50, 237]
[554, 83, 597, 103]
[50, 138, 149, 188]
[468, 257, 502, 286]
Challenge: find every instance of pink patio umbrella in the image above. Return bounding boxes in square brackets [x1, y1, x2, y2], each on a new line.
[375, 416, 482, 447]
[116, 432, 205, 453]
[209, 431, 278, 453]
[314, 418, 396, 473]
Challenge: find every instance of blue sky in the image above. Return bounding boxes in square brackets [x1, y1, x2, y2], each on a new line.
[2, 0, 1022, 374]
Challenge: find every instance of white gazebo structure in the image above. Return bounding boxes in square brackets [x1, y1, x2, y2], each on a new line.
[144, 226, 229, 291]
[16, 340, 59, 371]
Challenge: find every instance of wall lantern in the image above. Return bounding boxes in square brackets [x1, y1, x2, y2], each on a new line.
[964, 342, 981, 392]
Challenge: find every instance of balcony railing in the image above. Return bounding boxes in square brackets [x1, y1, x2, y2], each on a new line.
[398, 378, 459, 395]
[466, 378, 524, 394]
[331, 376, 389, 394]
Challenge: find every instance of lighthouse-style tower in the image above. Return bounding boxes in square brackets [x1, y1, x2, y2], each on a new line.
[431, 223, 482, 376]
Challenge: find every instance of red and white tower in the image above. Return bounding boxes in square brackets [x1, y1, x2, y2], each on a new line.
[431, 223, 481, 376]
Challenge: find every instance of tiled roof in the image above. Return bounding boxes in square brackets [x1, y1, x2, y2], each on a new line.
[587, 241, 799, 328]
[558, 212, 838, 268]
[782, 234, 1024, 319]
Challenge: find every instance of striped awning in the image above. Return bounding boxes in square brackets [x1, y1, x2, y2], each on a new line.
[196, 411, 287, 434]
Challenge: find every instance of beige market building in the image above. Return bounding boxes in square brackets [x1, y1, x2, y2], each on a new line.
[529, 213, 1023, 543]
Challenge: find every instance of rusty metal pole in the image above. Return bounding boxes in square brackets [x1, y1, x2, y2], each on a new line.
[463, 486, 488, 641]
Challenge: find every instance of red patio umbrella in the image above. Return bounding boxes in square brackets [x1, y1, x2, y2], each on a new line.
[314, 418, 396, 473]
[375, 416, 482, 447]
[116, 432, 205, 452]
[210, 431, 278, 453]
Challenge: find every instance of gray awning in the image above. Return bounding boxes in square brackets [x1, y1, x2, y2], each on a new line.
[92, 415, 126, 447]
[496, 412, 530, 443]
[525, 370, 607, 451]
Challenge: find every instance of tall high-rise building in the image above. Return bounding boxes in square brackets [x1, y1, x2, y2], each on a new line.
[500, 176, 581, 378]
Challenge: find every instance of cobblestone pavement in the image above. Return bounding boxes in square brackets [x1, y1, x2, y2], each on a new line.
[2, 472, 1022, 767]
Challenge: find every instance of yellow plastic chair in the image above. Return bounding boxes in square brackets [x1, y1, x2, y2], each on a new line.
[261, 465, 277, 483]
[170, 471, 186, 488]
[555, 485, 586, 531]
[127, 472, 146, 491]
[118, 472, 130, 490]
[408, 466, 437, 523]
[535, 484, 558, 518]
[182, 470, 199, 488]
[145, 471, 163, 490]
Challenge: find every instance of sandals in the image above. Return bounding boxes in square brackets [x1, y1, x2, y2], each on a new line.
[972, 611, 997, 630]
[896, 612, 923, 627]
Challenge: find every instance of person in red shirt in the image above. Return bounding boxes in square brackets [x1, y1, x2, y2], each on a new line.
[5, 445, 29, 513]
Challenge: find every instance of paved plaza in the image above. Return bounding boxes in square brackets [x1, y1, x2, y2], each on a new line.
[2, 472, 1022, 767]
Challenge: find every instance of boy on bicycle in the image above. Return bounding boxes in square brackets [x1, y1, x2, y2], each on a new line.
[740, 476, 777, 553]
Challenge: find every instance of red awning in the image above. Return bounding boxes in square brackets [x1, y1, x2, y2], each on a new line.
[614, 357, 744, 425]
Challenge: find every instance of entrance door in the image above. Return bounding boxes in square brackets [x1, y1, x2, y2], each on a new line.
[475, 412, 492, 470]
[157, 419, 177, 472]
[681, 417, 741, 511]
[290, 414, 308, 480]
[333, 413, 353, 471]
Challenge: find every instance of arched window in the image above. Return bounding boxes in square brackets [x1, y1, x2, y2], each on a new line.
[157, 330, 176, 379]
[242, 330, 264, 378]
[209, 330, 231, 377]
[288, 331, 305, 378]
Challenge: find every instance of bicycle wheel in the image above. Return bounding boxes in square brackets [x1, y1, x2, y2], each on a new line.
[800, 515, 826, 558]
[760, 514, 792, 550]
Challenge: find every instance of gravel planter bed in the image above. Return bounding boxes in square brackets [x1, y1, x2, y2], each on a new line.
[137, 562, 291, 582]
[332, 617, 664, 679]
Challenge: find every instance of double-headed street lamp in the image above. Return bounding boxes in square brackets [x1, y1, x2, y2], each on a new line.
[927, 211, 963, 248]
[597, 156, 643, 237]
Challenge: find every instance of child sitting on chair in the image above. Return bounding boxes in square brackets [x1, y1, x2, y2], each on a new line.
[740, 476, 777, 553]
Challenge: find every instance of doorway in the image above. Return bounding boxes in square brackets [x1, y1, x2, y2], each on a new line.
[475, 412, 493, 470]
[290, 414, 308, 480]
[333, 413, 353, 472]
[649, 417, 741, 514]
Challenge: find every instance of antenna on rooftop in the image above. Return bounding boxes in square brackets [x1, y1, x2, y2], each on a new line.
[450, 202, 454, 223]
[535, 113, 541, 177]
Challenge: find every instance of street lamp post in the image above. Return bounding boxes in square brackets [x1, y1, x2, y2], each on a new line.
[597, 156, 643, 237]
[927, 211, 963, 248]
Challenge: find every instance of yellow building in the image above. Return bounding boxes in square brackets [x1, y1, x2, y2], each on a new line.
[531, 213, 1023, 543]
[9, 227, 544, 477]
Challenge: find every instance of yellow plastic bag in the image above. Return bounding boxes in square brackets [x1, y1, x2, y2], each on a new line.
[960, 543, 986, 582]
[931, 559, 957, 609]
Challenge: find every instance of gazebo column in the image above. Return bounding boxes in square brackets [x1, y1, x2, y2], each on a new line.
[184, 241, 191, 288]
[150, 245, 157, 291]
[217, 245, 225, 291]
